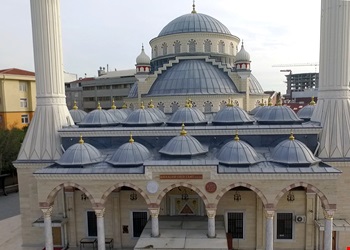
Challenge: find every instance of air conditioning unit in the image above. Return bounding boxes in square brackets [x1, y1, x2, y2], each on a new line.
[295, 215, 306, 223]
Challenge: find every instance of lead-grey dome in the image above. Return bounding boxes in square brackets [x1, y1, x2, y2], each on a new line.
[148, 60, 238, 96]
[270, 133, 321, 167]
[212, 101, 255, 125]
[297, 99, 316, 121]
[108, 101, 128, 122]
[216, 134, 261, 165]
[159, 125, 208, 156]
[256, 105, 303, 125]
[147, 101, 167, 120]
[78, 104, 119, 127]
[107, 135, 150, 166]
[56, 137, 103, 166]
[167, 103, 207, 126]
[69, 103, 87, 124]
[122, 104, 164, 127]
[158, 12, 231, 37]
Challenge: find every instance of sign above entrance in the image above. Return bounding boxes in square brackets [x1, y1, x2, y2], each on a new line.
[159, 174, 203, 180]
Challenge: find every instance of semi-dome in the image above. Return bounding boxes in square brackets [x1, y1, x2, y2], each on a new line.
[256, 103, 303, 125]
[235, 43, 250, 62]
[148, 59, 238, 96]
[78, 103, 120, 127]
[297, 98, 317, 121]
[212, 99, 255, 125]
[56, 136, 103, 166]
[216, 133, 261, 165]
[270, 133, 321, 167]
[159, 124, 208, 156]
[122, 103, 164, 127]
[69, 101, 87, 124]
[107, 134, 150, 166]
[136, 45, 150, 65]
[158, 11, 231, 37]
[147, 100, 167, 120]
[167, 101, 207, 126]
[108, 100, 128, 122]
[248, 74, 264, 94]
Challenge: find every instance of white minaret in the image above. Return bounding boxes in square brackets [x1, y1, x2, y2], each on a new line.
[17, 0, 73, 160]
[311, 0, 350, 158]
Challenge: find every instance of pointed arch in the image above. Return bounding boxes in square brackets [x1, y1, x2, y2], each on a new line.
[156, 182, 209, 206]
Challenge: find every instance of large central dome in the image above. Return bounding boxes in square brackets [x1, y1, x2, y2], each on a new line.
[158, 12, 232, 37]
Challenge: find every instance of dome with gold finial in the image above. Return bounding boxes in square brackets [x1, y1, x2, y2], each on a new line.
[249, 99, 266, 116]
[78, 103, 120, 127]
[216, 132, 261, 165]
[297, 97, 317, 121]
[159, 124, 208, 156]
[270, 132, 321, 167]
[108, 100, 128, 122]
[167, 100, 207, 126]
[56, 136, 103, 167]
[107, 133, 150, 166]
[122, 102, 164, 127]
[146, 100, 167, 120]
[212, 99, 255, 125]
[69, 101, 87, 124]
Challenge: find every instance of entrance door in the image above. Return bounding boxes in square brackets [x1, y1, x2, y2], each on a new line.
[132, 211, 148, 237]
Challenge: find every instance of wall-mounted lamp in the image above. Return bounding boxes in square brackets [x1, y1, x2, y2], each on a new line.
[287, 191, 295, 202]
[233, 191, 241, 202]
[130, 192, 138, 201]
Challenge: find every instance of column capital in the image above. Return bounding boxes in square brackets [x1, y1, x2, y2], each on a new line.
[94, 207, 105, 218]
[41, 206, 53, 218]
[323, 209, 335, 220]
[206, 208, 217, 218]
[148, 204, 160, 218]
[264, 209, 275, 219]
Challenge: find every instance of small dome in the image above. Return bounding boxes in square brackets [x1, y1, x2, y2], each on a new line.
[159, 124, 208, 156]
[270, 133, 321, 167]
[107, 134, 150, 166]
[297, 98, 317, 121]
[249, 100, 265, 115]
[235, 43, 250, 62]
[216, 133, 261, 165]
[69, 102, 87, 124]
[256, 104, 303, 125]
[147, 100, 167, 120]
[122, 103, 164, 127]
[136, 45, 150, 65]
[56, 136, 103, 166]
[120, 102, 133, 115]
[108, 100, 128, 122]
[212, 100, 255, 125]
[158, 12, 231, 37]
[167, 101, 207, 126]
[78, 103, 120, 127]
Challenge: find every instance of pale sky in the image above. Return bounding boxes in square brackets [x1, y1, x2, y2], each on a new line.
[0, 0, 321, 94]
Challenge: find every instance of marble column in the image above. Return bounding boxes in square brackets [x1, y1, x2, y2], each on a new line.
[95, 208, 106, 250]
[265, 210, 274, 250]
[206, 208, 216, 238]
[149, 206, 160, 237]
[42, 206, 54, 250]
[323, 210, 334, 250]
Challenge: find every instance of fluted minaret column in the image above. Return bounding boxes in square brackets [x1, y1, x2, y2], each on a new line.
[18, 0, 73, 160]
[311, 0, 350, 158]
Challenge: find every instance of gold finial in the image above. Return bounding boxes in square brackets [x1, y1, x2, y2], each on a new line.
[276, 98, 282, 106]
[111, 99, 116, 109]
[226, 98, 233, 107]
[191, 0, 197, 13]
[289, 130, 295, 141]
[140, 101, 145, 109]
[260, 99, 264, 106]
[73, 101, 78, 110]
[268, 97, 272, 106]
[79, 135, 84, 144]
[310, 96, 316, 105]
[129, 133, 134, 143]
[148, 99, 154, 108]
[122, 102, 127, 109]
[185, 100, 190, 108]
[234, 130, 240, 141]
[188, 99, 193, 108]
[97, 102, 102, 110]
[180, 123, 187, 136]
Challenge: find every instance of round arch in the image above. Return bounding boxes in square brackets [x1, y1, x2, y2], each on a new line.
[45, 182, 96, 206]
[156, 182, 209, 206]
[215, 182, 268, 207]
[274, 182, 332, 209]
[100, 182, 151, 205]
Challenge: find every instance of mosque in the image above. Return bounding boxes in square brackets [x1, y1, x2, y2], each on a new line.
[14, 1, 350, 250]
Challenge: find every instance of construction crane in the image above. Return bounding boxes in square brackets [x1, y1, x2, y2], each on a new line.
[272, 63, 319, 67]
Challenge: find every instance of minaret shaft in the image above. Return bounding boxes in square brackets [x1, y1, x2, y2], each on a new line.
[311, 0, 350, 158]
[17, 0, 73, 161]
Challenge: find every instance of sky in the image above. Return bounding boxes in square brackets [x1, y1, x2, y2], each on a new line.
[0, 0, 321, 94]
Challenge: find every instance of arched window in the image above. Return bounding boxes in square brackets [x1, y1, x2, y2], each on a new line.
[204, 39, 212, 53]
[219, 100, 227, 110]
[218, 41, 225, 53]
[171, 101, 180, 113]
[230, 42, 234, 55]
[174, 40, 181, 54]
[154, 45, 158, 57]
[203, 101, 213, 113]
[188, 39, 197, 53]
[157, 102, 165, 112]
[161, 42, 168, 56]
